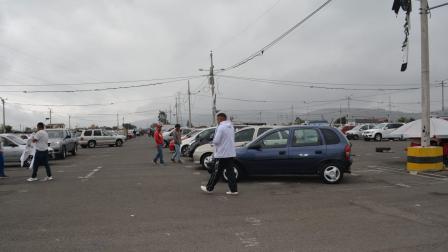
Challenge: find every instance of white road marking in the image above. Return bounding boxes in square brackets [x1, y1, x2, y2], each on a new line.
[192, 172, 201, 175]
[216, 196, 228, 201]
[245, 217, 262, 226]
[235, 232, 260, 248]
[396, 183, 411, 188]
[78, 166, 103, 180]
[184, 165, 193, 168]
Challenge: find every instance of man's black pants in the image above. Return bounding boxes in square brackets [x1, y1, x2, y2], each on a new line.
[32, 150, 52, 178]
[206, 157, 237, 192]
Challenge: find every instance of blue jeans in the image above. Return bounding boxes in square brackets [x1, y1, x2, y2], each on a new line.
[0, 153, 5, 176]
[171, 144, 181, 161]
[153, 144, 164, 164]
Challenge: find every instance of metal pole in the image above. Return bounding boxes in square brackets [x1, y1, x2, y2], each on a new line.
[175, 94, 179, 124]
[68, 115, 71, 130]
[1, 97, 5, 133]
[117, 113, 119, 129]
[188, 81, 192, 127]
[291, 105, 294, 125]
[442, 81, 445, 113]
[49, 108, 52, 124]
[420, 0, 431, 147]
[209, 51, 216, 125]
[347, 96, 351, 124]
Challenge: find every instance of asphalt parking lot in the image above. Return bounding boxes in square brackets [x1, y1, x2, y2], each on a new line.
[1, 137, 448, 251]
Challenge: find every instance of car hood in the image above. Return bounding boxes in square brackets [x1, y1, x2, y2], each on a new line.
[48, 138, 63, 144]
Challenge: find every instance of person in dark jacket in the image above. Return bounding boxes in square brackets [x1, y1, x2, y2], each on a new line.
[171, 124, 182, 163]
[152, 124, 165, 165]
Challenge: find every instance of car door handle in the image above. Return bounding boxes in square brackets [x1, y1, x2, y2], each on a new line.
[315, 150, 322, 154]
[298, 153, 309, 157]
[279, 151, 286, 155]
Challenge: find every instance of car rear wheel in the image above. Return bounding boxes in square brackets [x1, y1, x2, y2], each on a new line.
[200, 153, 213, 170]
[59, 146, 67, 159]
[374, 133, 382, 141]
[71, 145, 77, 155]
[88, 141, 96, 148]
[115, 139, 123, 147]
[181, 145, 188, 156]
[320, 163, 343, 184]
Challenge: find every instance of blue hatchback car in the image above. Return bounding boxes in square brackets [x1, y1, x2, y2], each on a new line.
[229, 126, 352, 184]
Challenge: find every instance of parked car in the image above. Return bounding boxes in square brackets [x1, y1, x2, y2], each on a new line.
[79, 129, 126, 148]
[345, 124, 376, 140]
[362, 123, 404, 141]
[47, 129, 78, 159]
[180, 130, 203, 156]
[339, 125, 355, 135]
[162, 128, 193, 148]
[0, 134, 54, 165]
[193, 126, 276, 169]
[228, 126, 352, 184]
[185, 127, 216, 157]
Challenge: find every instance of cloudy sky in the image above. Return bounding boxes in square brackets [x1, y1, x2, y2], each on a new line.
[0, 0, 447, 129]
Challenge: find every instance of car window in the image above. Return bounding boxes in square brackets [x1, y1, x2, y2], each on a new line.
[360, 125, 368, 131]
[260, 129, 289, 148]
[48, 130, 64, 139]
[7, 135, 26, 145]
[1, 137, 16, 147]
[257, 127, 272, 137]
[94, 130, 102, 136]
[198, 129, 214, 139]
[235, 128, 255, 142]
[321, 128, 340, 145]
[292, 128, 322, 146]
[84, 130, 92, 136]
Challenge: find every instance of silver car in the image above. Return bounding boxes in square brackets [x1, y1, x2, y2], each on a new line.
[0, 134, 54, 165]
[47, 129, 78, 159]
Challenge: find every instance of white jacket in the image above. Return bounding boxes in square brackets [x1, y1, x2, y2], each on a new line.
[213, 120, 236, 158]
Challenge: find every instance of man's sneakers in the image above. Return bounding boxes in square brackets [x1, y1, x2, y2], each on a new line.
[200, 185, 213, 194]
[226, 191, 239, 196]
[27, 176, 54, 182]
[41, 176, 54, 182]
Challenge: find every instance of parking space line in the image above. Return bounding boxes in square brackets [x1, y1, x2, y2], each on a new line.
[396, 183, 411, 188]
[78, 166, 103, 180]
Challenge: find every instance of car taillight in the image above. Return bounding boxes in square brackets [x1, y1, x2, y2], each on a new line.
[344, 144, 351, 161]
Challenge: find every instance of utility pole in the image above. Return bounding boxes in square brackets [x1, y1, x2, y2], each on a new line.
[347, 96, 351, 124]
[339, 104, 342, 127]
[68, 115, 71, 130]
[388, 96, 392, 122]
[420, 0, 430, 147]
[259, 111, 262, 123]
[291, 105, 294, 125]
[169, 105, 172, 124]
[188, 81, 192, 127]
[439, 80, 446, 113]
[209, 51, 216, 125]
[116, 113, 119, 130]
[49, 108, 52, 124]
[0, 97, 5, 133]
[175, 94, 179, 124]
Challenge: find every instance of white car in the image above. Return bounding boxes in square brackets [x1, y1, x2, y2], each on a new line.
[180, 129, 204, 156]
[345, 124, 376, 140]
[193, 126, 276, 169]
[362, 123, 404, 141]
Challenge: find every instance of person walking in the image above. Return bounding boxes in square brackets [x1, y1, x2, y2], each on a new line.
[152, 124, 165, 165]
[201, 113, 238, 195]
[171, 124, 182, 163]
[0, 139, 8, 179]
[27, 122, 53, 182]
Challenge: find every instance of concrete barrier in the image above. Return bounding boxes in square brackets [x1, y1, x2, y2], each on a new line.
[407, 146, 443, 172]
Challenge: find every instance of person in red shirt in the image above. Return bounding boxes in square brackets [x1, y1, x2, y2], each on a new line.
[153, 124, 165, 165]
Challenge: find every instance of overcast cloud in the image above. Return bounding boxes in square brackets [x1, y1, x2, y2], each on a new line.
[0, 0, 447, 129]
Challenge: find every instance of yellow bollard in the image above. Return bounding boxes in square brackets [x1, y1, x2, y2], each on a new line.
[407, 146, 444, 172]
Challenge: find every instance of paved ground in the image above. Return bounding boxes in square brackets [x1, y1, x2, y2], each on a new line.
[1, 136, 448, 251]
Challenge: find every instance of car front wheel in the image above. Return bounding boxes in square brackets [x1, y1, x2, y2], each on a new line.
[59, 146, 67, 159]
[88, 141, 96, 148]
[71, 145, 77, 155]
[374, 133, 382, 141]
[115, 139, 123, 147]
[200, 153, 214, 170]
[320, 163, 343, 184]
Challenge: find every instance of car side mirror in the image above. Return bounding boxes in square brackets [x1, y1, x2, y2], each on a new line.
[249, 142, 262, 150]
[65, 135, 71, 139]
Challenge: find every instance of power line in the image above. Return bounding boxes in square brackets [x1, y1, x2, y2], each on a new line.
[221, 0, 334, 72]
[0, 76, 204, 93]
[217, 75, 421, 91]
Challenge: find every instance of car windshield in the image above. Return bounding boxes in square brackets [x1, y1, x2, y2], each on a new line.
[48, 130, 64, 139]
[7, 135, 27, 145]
[373, 123, 386, 129]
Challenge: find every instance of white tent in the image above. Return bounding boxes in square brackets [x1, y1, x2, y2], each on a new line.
[391, 118, 448, 139]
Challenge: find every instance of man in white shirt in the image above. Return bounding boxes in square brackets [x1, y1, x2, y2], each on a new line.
[201, 113, 238, 195]
[27, 122, 53, 182]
